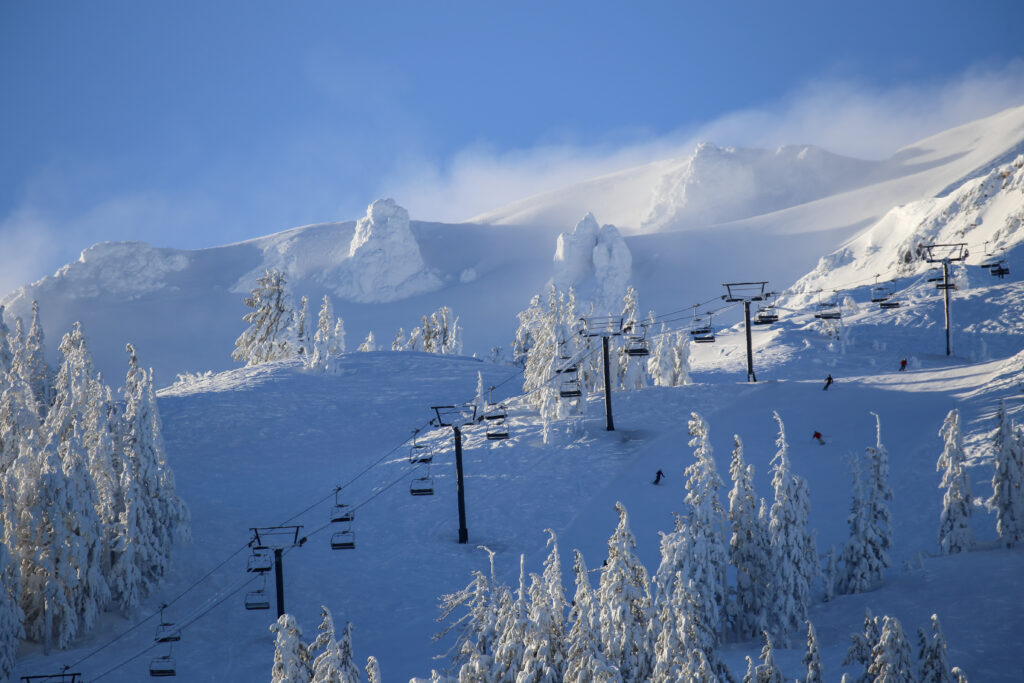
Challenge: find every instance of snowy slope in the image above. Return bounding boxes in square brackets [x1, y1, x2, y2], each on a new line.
[11, 303, 1024, 681]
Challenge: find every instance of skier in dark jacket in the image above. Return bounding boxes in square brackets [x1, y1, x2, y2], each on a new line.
[813, 431, 825, 445]
[899, 358, 907, 371]
[653, 469, 665, 485]
[823, 374, 833, 391]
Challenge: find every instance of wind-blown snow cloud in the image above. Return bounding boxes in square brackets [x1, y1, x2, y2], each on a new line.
[388, 61, 1024, 223]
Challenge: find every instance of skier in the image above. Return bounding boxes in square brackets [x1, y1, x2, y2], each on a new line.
[812, 431, 825, 445]
[823, 374, 833, 391]
[653, 469, 665, 485]
[899, 358, 907, 372]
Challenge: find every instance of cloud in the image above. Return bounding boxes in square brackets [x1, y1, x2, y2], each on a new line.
[386, 59, 1024, 223]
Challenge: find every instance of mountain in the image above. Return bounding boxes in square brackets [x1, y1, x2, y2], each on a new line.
[6, 107, 1024, 681]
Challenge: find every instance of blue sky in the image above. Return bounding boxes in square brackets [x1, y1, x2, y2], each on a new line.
[2, 1, 1023, 294]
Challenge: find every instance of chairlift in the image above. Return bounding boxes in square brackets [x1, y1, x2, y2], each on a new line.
[155, 605, 180, 643]
[330, 521, 355, 550]
[879, 300, 901, 309]
[486, 419, 510, 441]
[556, 357, 579, 374]
[870, 286, 891, 303]
[149, 645, 176, 677]
[410, 474, 434, 496]
[813, 296, 841, 320]
[244, 574, 271, 610]
[246, 548, 272, 573]
[330, 487, 355, 524]
[483, 403, 508, 421]
[991, 260, 1010, 278]
[559, 374, 582, 398]
[624, 334, 650, 357]
[753, 306, 778, 325]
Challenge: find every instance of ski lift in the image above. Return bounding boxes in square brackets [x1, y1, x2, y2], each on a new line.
[870, 286, 891, 303]
[879, 298, 901, 309]
[690, 309, 715, 341]
[246, 548, 272, 573]
[813, 292, 841, 320]
[330, 521, 355, 550]
[19, 670, 82, 682]
[753, 305, 778, 325]
[486, 416, 510, 441]
[149, 645, 176, 677]
[559, 373, 582, 398]
[482, 403, 508, 421]
[330, 487, 354, 524]
[991, 259, 1010, 278]
[623, 330, 650, 357]
[926, 268, 944, 283]
[410, 472, 434, 496]
[244, 575, 271, 611]
[154, 605, 180, 643]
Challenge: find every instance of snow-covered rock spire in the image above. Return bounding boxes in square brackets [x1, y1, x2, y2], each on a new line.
[552, 213, 631, 316]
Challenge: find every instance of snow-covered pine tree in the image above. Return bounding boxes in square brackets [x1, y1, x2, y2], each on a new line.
[309, 607, 361, 683]
[682, 412, 728, 642]
[989, 401, 1024, 547]
[0, 306, 13, 375]
[727, 435, 769, 641]
[357, 332, 377, 352]
[513, 295, 544, 368]
[565, 550, 620, 683]
[0, 535, 24, 680]
[597, 502, 652, 681]
[233, 268, 295, 365]
[866, 412, 894, 572]
[842, 610, 880, 683]
[296, 296, 311, 358]
[618, 287, 647, 391]
[671, 331, 691, 386]
[918, 613, 953, 683]
[837, 451, 872, 595]
[333, 316, 347, 355]
[803, 621, 824, 683]
[392, 328, 406, 351]
[0, 353, 41, 476]
[310, 295, 335, 372]
[868, 616, 914, 683]
[822, 546, 837, 603]
[121, 344, 189, 596]
[12, 445, 83, 650]
[937, 409, 972, 554]
[491, 555, 531, 682]
[767, 411, 817, 644]
[646, 324, 673, 387]
[366, 656, 382, 683]
[270, 613, 312, 683]
[24, 301, 54, 416]
[432, 306, 463, 355]
[518, 530, 567, 682]
[743, 631, 783, 683]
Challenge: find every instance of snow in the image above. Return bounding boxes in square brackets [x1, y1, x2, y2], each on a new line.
[552, 213, 632, 315]
[5, 105, 1024, 681]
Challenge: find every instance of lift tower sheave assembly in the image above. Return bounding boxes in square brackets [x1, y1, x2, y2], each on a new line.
[722, 282, 771, 383]
[432, 404, 478, 544]
[922, 243, 968, 356]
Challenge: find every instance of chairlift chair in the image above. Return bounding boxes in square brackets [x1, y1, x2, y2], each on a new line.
[870, 286, 891, 303]
[486, 419, 510, 441]
[330, 521, 355, 550]
[246, 548, 272, 573]
[559, 375, 582, 398]
[155, 622, 181, 643]
[244, 588, 270, 610]
[624, 334, 650, 357]
[813, 301, 841, 320]
[149, 646, 176, 677]
[410, 474, 434, 496]
[330, 487, 355, 523]
[483, 403, 508, 421]
[879, 299, 901, 309]
[753, 306, 778, 325]
[992, 260, 1010, 278]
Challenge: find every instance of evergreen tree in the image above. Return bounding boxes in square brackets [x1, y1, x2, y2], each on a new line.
[0, 305, 13, 375]
[868, 616, 914, 683]
[357, 332, 377, 352]
[233, 268, 295, 365]
[988, 401, 1024, 546]
[565, 550, 620, 682]
[597, 502, 652, 681]
[436, 546, 505, 675]
[671, 331, 691, 386]
[24, 301, 54, 416]
[918, 614, 953, 683]
[310, 296, 335, 371]
[744, 631, 783, 683]
[937, 409, 972, 554]
[843, 610, 880, 683]
[0, 535, 24, 680]
[727, 435, 769, 640]
[803, 621, 824, 683]
[646, 325, 673, 387]
[838, 452, 874, 595]
[333, 317, 347, 355]
[392, 328, 406, 351]
[309, 607, 361, 683]
[366, 656, 382, 683]
[822, 546, 837, 603]
[296, 295, 311, 358]
[767, 412, 817, 643]
[492, 555, 531, 682]
[865, 412, 894, 573]
[270, 613, 312, 683]
[618, 287, 647, 390]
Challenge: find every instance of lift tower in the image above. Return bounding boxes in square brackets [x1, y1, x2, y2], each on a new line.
[921, 243, 968, 356]
[431, 404, 478, 544]
[722, 282, 772, 382]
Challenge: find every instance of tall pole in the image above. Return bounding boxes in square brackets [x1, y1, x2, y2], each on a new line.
[743, 300, 756, 382]
[273, 548, 285, 618]
[942, 261, 952, 356]
[453, 426, 468, 543]
[601, 335, 615, 431]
